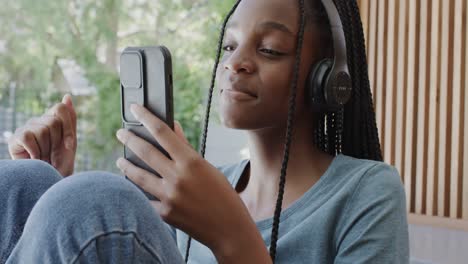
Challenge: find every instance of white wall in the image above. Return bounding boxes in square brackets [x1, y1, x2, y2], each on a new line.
[204, 121, 249, 167]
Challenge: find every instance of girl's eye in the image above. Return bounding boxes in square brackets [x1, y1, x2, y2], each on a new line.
[222, 45, 235, 52]
[259, 48, 284, 56]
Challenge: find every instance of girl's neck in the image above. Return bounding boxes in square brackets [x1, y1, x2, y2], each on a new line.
[237, 115, 334, 221]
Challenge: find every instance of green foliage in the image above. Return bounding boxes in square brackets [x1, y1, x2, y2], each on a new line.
[0, 0, 237, 169]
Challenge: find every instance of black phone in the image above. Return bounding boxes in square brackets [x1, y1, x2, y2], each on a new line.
[120, 46, 174, 200]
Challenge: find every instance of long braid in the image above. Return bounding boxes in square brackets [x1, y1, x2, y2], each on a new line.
[184, 1, 241, 261]
[330, 112, 337, 155]
[314, 0, 382, 161]
[318, 115, 325, 151]
[344, 0, 369, 158]
[336, 0, 362, 157]
[340, 0, 382, 160]
[348, 0, 382, 160]
[269, 0, 306, 261]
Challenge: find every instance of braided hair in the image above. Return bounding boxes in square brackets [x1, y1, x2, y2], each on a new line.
[185, 0, 382, 262]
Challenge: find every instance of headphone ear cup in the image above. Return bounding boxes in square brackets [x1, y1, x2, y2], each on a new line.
[306, 59, 333, 108]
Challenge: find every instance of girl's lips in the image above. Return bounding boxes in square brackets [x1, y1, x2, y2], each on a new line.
[228, 78, 258, 97]
[222, 89, 257, 101]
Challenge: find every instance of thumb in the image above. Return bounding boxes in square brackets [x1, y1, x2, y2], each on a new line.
[62, 93, 74, 108]
[62, 94, 77, 128]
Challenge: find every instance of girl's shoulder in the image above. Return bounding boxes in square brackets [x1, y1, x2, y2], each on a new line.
[331, 155, 408, 258]
[215, 155, 403, 192]
[330, 155, 406, 224]
[333, 154, 403, 189]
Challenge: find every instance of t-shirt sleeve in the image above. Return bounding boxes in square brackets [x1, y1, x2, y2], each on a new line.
[334, 164, 410, 264]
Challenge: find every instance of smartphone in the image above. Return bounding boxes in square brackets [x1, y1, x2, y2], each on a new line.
[120, 46, 174, 200]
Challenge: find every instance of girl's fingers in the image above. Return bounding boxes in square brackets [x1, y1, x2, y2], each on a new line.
[116, 129, 174, 176]
[116, 157, 166, 200]
[11, 127, 41, 160]
[38, 115, 63, 153]
[129, 105, 195, 160]
[62, 94, 77, 129]
[46, 103, 76, 150]
[25, 123, 51, 162]
[174, 121, 190, 145]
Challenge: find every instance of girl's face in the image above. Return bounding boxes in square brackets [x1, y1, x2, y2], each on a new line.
[217, 0, 320, 130]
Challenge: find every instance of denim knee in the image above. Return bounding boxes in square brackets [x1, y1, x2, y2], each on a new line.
[29, 171, 154, 233]
[0, 159, 62, 201]
[15, 171, 170, 262]
[0, 159, 62, 263]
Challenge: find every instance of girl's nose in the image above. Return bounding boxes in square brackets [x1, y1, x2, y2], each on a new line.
[223, 48, 256, 74]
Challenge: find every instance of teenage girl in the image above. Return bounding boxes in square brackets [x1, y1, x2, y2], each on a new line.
[0, 0, 409, 263]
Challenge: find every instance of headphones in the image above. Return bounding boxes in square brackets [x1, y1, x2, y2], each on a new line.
[306, 0, 353, 111]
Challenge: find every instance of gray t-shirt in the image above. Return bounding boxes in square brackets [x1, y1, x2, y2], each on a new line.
[175, 154, 409, 263]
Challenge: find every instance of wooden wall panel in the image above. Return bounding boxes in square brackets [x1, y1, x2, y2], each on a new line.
[461, 1, 468, 219]
[450, 0, 463, 219]
[427, 0, 441, 216]
[403, 0, 418, 213]
[394, 0, 407, 191]
[437, 0, 451, 217]
[359, 0, 468, 224]
[462, 2, 468, 219]
[415, 0, 429, 215]
[384, 0, 396, 165]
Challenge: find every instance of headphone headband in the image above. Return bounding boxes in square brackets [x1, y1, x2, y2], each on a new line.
[320, 0, 347, 72]
[318, 0, 352, 106]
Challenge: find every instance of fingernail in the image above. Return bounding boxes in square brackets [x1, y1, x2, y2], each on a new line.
[65, 136, 74, 150]
[116, 129, 125, 141]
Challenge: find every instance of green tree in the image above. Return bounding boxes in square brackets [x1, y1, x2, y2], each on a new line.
[0, 0, 236, 170]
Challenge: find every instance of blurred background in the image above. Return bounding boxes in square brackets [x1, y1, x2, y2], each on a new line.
[0, 0, 238, 172]
[1, 0, 467, 263]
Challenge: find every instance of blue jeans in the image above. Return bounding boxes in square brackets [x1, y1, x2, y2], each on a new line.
[0, 159, 185, 263]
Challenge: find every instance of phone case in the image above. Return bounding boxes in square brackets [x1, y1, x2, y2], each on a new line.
[120, 46, 174, 200]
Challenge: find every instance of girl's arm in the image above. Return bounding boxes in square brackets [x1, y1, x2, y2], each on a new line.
[115, 105, 271, 263]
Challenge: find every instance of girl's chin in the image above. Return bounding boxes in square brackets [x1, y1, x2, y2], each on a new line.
[218, 95, 264, 129]
[219, 111, 257, 130]
[219, 115, 246, 129]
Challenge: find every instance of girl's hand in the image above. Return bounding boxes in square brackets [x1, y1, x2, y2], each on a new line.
[8, 94, 77, 177]
[115, 104, 270, 263]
